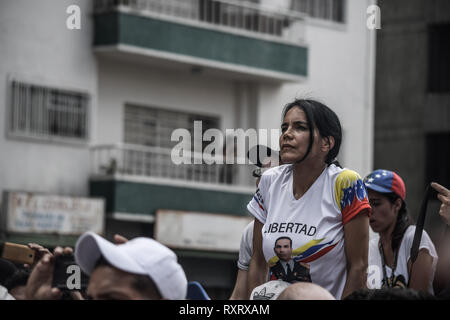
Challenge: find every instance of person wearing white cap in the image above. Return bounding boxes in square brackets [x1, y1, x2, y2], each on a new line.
[23, 233, 188, 300]
[75, 232, 188, 300]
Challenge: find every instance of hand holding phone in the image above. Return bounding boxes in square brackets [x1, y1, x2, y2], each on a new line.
[25, 246, 88, 299]
[52, 253, 89, 292]
[25, 253, 62, 300]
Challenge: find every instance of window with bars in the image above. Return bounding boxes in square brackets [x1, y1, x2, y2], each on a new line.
[8, 81, 89, 141]
[122, 104, 225, 183]
[291, 0, 345, 23]
[197, 0, 289, 36]
[124, 104, 220, 149]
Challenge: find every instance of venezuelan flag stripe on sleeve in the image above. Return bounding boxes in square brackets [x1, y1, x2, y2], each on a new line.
[334, 170, 371, 224]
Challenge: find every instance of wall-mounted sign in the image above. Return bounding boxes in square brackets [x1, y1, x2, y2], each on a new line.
[3, 191, 105, 235]
[155, 209, 253, 252]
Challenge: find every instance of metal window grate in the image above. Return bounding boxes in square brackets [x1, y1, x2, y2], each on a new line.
[9, 81, 89, 141]
[119, 104, 237, 184]
[124, 104, 220, 149]
[291, 0, 344, 23]
[94, 0, 306, 40]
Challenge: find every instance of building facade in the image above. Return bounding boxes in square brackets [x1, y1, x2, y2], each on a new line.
[0, 0, 376, 298]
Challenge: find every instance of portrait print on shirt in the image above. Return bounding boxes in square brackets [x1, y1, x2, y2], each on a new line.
[268, 236, 312, 283]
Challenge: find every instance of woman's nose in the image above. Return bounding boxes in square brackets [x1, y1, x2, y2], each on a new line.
[282, 128, 293, 140]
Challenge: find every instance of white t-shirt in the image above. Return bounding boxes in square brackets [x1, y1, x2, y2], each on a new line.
[237, 220, 254, 271]
[0, 285, 14, 300]
[247, 164, 371, 299]
[367, 225, 438, 294]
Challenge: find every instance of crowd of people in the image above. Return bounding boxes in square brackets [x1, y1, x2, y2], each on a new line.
[1, 98, 450, 300]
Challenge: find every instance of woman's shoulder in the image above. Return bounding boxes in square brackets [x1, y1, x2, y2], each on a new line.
[256, 165, 292, 194]
[403, 225, 417, 239]
[394, 226, 415, 253]
[261, 164, 292, 180]
[329, 165, 365, 191]
[328, 165, 364, 181]
[400, 225, 438, 257]
[401, 225, 428, 244]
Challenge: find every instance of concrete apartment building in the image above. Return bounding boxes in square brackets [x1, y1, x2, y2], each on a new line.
[0, 0, 376, 297]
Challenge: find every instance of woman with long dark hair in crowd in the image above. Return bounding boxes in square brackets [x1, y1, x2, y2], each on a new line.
[246, 99, 371, 299]
[364, 170, 438, 293]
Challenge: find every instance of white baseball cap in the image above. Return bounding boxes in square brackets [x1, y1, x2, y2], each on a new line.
[74, 232, 187, 300]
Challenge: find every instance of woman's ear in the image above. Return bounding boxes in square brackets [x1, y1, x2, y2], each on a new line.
[394, 197, 403, 212]
[321, 136, 335, 153]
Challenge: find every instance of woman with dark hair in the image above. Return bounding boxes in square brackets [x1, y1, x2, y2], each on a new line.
[364, 170, 438, 293]
[247, 99, 371, 299]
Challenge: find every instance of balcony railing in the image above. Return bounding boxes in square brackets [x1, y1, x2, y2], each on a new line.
[91, 143, 255, 188]
[94, 0, 306, 42]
